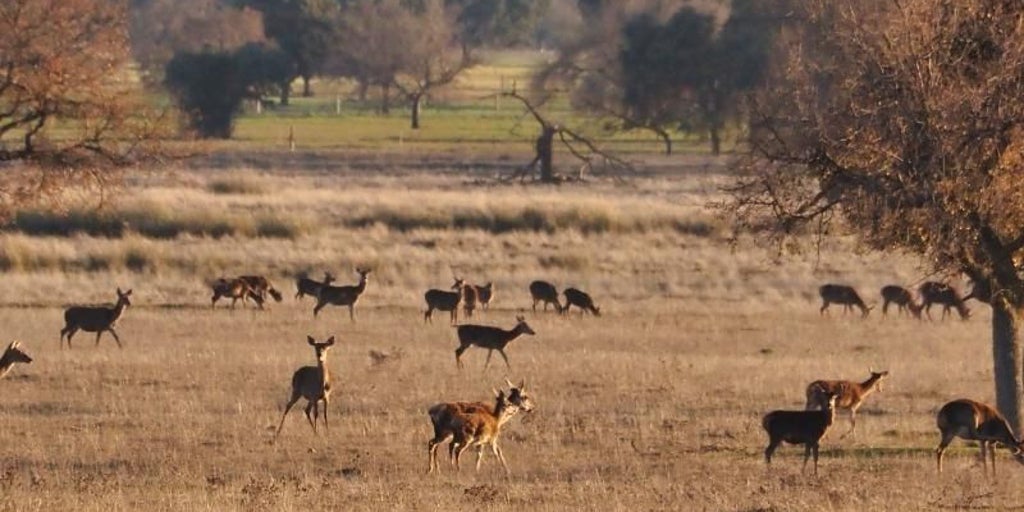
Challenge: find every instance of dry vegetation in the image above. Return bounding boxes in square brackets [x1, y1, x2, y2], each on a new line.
[0, 161, 1020, 511]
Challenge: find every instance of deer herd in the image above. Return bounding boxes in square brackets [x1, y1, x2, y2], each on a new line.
[1, 271, 1017, 478]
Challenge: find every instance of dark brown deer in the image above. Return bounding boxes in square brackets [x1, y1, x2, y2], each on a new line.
[462, 281, 479, 319]
[562, 287, 601, 316]
[295, 271, 335, 300]
[474, 282, 494, 311]
[919, 281, 971, 320]
[936, 398, 1024, 474]
[239, 275, 283, 306]
[818, 284, 871, 317]
[60, 288, 132, 349]
[313, 268, 371, 321]
[424, 278, 464, 325]
[427, 379, 535, 475]
[0, 341, 32, 379]
[273, 335, 336, 442]
[880, 285, 923, 319]
[210, 278, 258, 309]
[805, 369, 889, 438]
[763, 392, 839, 475]
[454, 316, 536, 369]
[529, 280, 560, 312]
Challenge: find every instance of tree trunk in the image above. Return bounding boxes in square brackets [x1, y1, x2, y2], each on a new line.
[709, 124, 721, 156]
[537, 126, 555, 183]
[411, 93, 422, 130]
[302, 76, 313, 97]
[656, 128, 672, 155]
[993, 300, 1023, 432]
[381, 83, 391, 115]
[279, 82, 291, 106]
[357, 80, 369, 102]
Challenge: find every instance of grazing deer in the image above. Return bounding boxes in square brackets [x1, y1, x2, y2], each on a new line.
[60, 288, 132, 349]
[313, 268, 372, 321]
[474, 282, 494, 311]
[562, 287, 601, 316]
[818, 284, 871, 317]
[211, 278, 258, 309]
[462, 282, 479, 319]
[936, 398, 1024, 474]
[273, 335, 336, 442]
[919, 281, 971, 320]
[455, 316, 536, 369]
[427, 379, 535, 475]
[0, 341, 32, 379]
[239, 275, 284, 306]
[424, 278, 464, 325]
[880, 285, 923, 319]
[295, 271, 335, 300]
[805, 369, 890, 439]
[763, 392, 839, 475]
[529, 280, 560, 312]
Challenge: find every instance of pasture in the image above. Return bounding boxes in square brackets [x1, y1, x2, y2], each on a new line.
[0, 159, 1018, 512]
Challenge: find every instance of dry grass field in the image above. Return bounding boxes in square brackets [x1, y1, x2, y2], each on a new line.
[0, 158, 1020, 511]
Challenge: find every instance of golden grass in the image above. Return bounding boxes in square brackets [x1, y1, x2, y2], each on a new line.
[0, 166, 1014, 511]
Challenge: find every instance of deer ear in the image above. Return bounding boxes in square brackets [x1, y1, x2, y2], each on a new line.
[125, 289, 132, 295]
[505, 377, 515, 389]
[516, 315, 525, 322]
[493, 388, 501, 398]
[326, 336, 336, 346]
[117, 287, 123, 295]
[307, 336, 316, 346]
[520, 379, 527, 390]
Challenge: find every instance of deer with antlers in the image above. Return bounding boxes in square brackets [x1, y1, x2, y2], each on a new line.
[273, 335, 336, 442]
[818, 284, 872, 317]
[805, 369, 890, 439]
[0, 341, 32, 379]
[936, 398, 1024, 474]
[880, 285, 923, 319]
[295, 271, 335, 300]
[313, 268, 372, 321]
[60, 288, 132, 349]
[455, 315, 536, 369]
[424, 278, 465, 325]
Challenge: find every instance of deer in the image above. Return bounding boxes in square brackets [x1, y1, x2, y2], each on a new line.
[239, 275, 283, 307]
[313, 268, 371, 321]
[919, 281, 971, 321]
[936, 398, 1024, 474]
[880, 285, 923, 319]
[60, 288, 132, 349]
[818, 284, 871, 317]
[474, 282, 494, 311]
[427, 379, 535, 475]
[273, 335, 336, 442]
[455, 315, 536, 369]
[561, 287, 601, 316]
[295, 271, 335, 300]
[805, 369, 890, 439]
[210, 278, 258, 309]
[462, 281, 479, 319]
[0, 341, 32, 379]
[529, 280, 561, 312]
[424, 278, 464, 325]
[763, 392, 839, 475]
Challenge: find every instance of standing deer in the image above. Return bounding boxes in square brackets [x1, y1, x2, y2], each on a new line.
[805, 369, 890, 438]
[313, 268, 371, 321]
[763, 392, 839, 475]
[818, 284, 871, 317]
[474, 282, 494, 311]
[239, 275, 283, 306]
[529, 280, 561, 312]
[295, 271, 335, 300]
[273, 335, 336, 442]
[454, 316, 536, 369]
[880, 285, 923, 319]
[936, 398, 1024, 474]
[462, 281, 479, 319]
[211, 278, 258, 309]
[562, 287, 601, 316]
[919, 281, 971, 320]
[427, 379, 535, 475]
[0, 341, 32, 379]
[60, 288, 132, 349]
[424, 278, 464, 325]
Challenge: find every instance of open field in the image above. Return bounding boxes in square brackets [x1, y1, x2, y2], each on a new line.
[0, 162, 1019, 511]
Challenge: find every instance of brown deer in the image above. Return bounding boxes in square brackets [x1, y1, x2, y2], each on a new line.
[936, 398, 1024, 474]
[239, 275, 284, 306]
[818, 284, 871, 317]
[529, 280, 560, 312]
[462, 281, 479, 319]
[295, 271, 335, 300]
[210, 278, 258, 309]
[60, 288, 132, 349]
[763, 392, 839, 475]
[427, 379, 535, 475]
[424, 278, 464, 325]
[273, 335, 336, 442]
[562, 287, 601, 316]
[313, 268, 371, 321]
[0, 341, 32, 379]
[474, 282, 494, 311]
[919, 281, 971, 321]
[805, 369, 890, 438]
[455, 316, 536, 369]
[880, 285, 923, 319]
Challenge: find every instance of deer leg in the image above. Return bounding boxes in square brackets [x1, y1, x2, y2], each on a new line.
[349, 305, 355, 322]
[802, 443, 812, 471]
[882, 300, 889, 317]
[492, 442, 511, 475]
[483, 349, 494, 369]
[455, 345, 468, 369]
[936, 432, 956, 473]
[820, 302, 828, 315]
[108, 328, 123, 349]
[764, 437, 780, 466]
[450, 308, 458, 326]
[304, 402, 317, 433]
[273, 393, 301, 443]
[313, 300, 324, 318]
[427, 433, 452, 474]
[812, 443, 820, 475]
[498, 349, 511, 369]
[475, 444, 486, 471]
[840, 408, 857, 439]
[322, 399, 329, 435]
[454, 441, 472, 471]
[424, 308, 432, 323]
[989, 441, 996, 476]
[95, 331, 103, 347]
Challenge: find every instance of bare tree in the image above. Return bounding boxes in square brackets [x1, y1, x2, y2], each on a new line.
[722, 0, 1024, 429]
